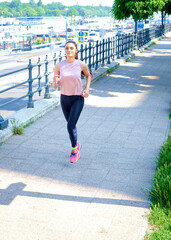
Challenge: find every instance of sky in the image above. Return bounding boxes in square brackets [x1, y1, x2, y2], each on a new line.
[0, 0, 114, 7]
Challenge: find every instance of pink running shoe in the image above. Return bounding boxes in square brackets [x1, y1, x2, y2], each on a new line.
[70, 148, 80, 163]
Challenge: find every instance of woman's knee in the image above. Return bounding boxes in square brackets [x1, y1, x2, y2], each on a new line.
[67, 122, 75, 133]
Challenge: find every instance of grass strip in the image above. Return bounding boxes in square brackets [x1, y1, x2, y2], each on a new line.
[144, 107, 171, 240]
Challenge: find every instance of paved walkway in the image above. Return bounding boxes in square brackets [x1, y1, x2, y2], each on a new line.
[0, 33, 171, 240]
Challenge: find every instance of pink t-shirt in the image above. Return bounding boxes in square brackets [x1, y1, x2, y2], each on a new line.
[60, 59, 83, 96]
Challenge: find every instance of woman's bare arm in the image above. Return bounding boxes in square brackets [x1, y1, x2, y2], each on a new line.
[81, 62, 91, 98]
[53, 63, 60, 89]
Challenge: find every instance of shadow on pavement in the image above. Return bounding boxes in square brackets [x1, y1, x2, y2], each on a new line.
[0, 182, 148, 208]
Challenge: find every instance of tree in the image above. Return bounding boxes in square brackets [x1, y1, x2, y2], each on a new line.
[111, 0, 166, 22]
[162, 0, 171, 15]
[37, 6, 45, 16]
[0, 1, 111, 17]
[67, 7, 79, 17]
[53, 9, 61, 16]
[2, 9, 12, 17]
[29, 0, 36, 6]
[51, 2, 64, 10]
[67, 7, 79, 24]
[37, 0, 43, 7]
[111, 0, 168, 32]
[77, 7, 85, 17]
[10, 0, 21, 9]
[23, 6, 37, 16]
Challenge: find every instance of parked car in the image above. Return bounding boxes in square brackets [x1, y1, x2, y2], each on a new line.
[67, 36, 78, 43]
[88, 31, 99, 42]
[58, 42, 65, 48]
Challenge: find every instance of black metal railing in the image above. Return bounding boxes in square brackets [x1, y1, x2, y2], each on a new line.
[0, 52, 64, 109]
[0, 23, 171, 129]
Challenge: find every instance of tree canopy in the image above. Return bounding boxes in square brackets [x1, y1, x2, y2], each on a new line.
[111, 0, 171, 21]
[0, 0, 111, 18]
[162, 0, 171, 15]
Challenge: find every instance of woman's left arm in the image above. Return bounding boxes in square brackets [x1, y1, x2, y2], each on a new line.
[81, 62, 91, 98]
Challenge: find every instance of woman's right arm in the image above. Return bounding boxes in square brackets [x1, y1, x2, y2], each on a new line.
[53, 63, 60, 89]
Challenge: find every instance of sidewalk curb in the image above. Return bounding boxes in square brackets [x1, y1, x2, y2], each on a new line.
[0, 35, 164, 144]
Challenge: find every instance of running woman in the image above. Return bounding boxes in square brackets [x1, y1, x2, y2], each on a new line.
[53, 41, 92, 163]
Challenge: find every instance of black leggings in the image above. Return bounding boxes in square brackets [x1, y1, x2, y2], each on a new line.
[60, 94, 84, 148]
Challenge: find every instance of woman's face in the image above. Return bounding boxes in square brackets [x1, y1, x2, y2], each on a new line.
[65, 42, 77, 58]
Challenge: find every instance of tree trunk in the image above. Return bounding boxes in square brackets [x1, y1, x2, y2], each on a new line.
[135, 20, 138, 33]
[161, 10, 164, 28]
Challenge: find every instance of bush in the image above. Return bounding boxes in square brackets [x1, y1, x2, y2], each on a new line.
[36, 39, 46, 45]
[36, 39, 42, 45]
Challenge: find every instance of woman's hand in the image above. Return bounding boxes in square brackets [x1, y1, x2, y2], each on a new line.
[81, 89, 89, 98]
[53, 75, 59, 89]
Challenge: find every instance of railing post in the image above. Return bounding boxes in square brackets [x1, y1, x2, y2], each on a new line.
[59, 51, 62, 62]
[147, 28, 149, 43]
[99, 40, 102, 64]
[144, 29, 146, 44]
[105, 38, 108, 62]
[37, 57, 42, 96]
[88, 42, 92, 71]
[128, 33, 130, 53]
[117, 36, 120, 59]
[111, 37, 114, 60]
[80, 44, 84, 61]
[131, 33, 133, 51]
[102, 39, 105, 65]
[114, 36, 117, 60]
[121, 35, 124, 57]
[54, 52, 57, 65]
[125, 34, 128, 55]
[0, 115, 8, 130]
[92, 42, 95, 68]
[144, 29, 146, 45]
[95, 40, 99, 70]
[85, 44, 87, 63]
[141, 30, 143, 47]
[107, 37, 110, 64]
[27, 59, 34, 108]
[134, 32, 138, 50]
[44, 55, 51, 99]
